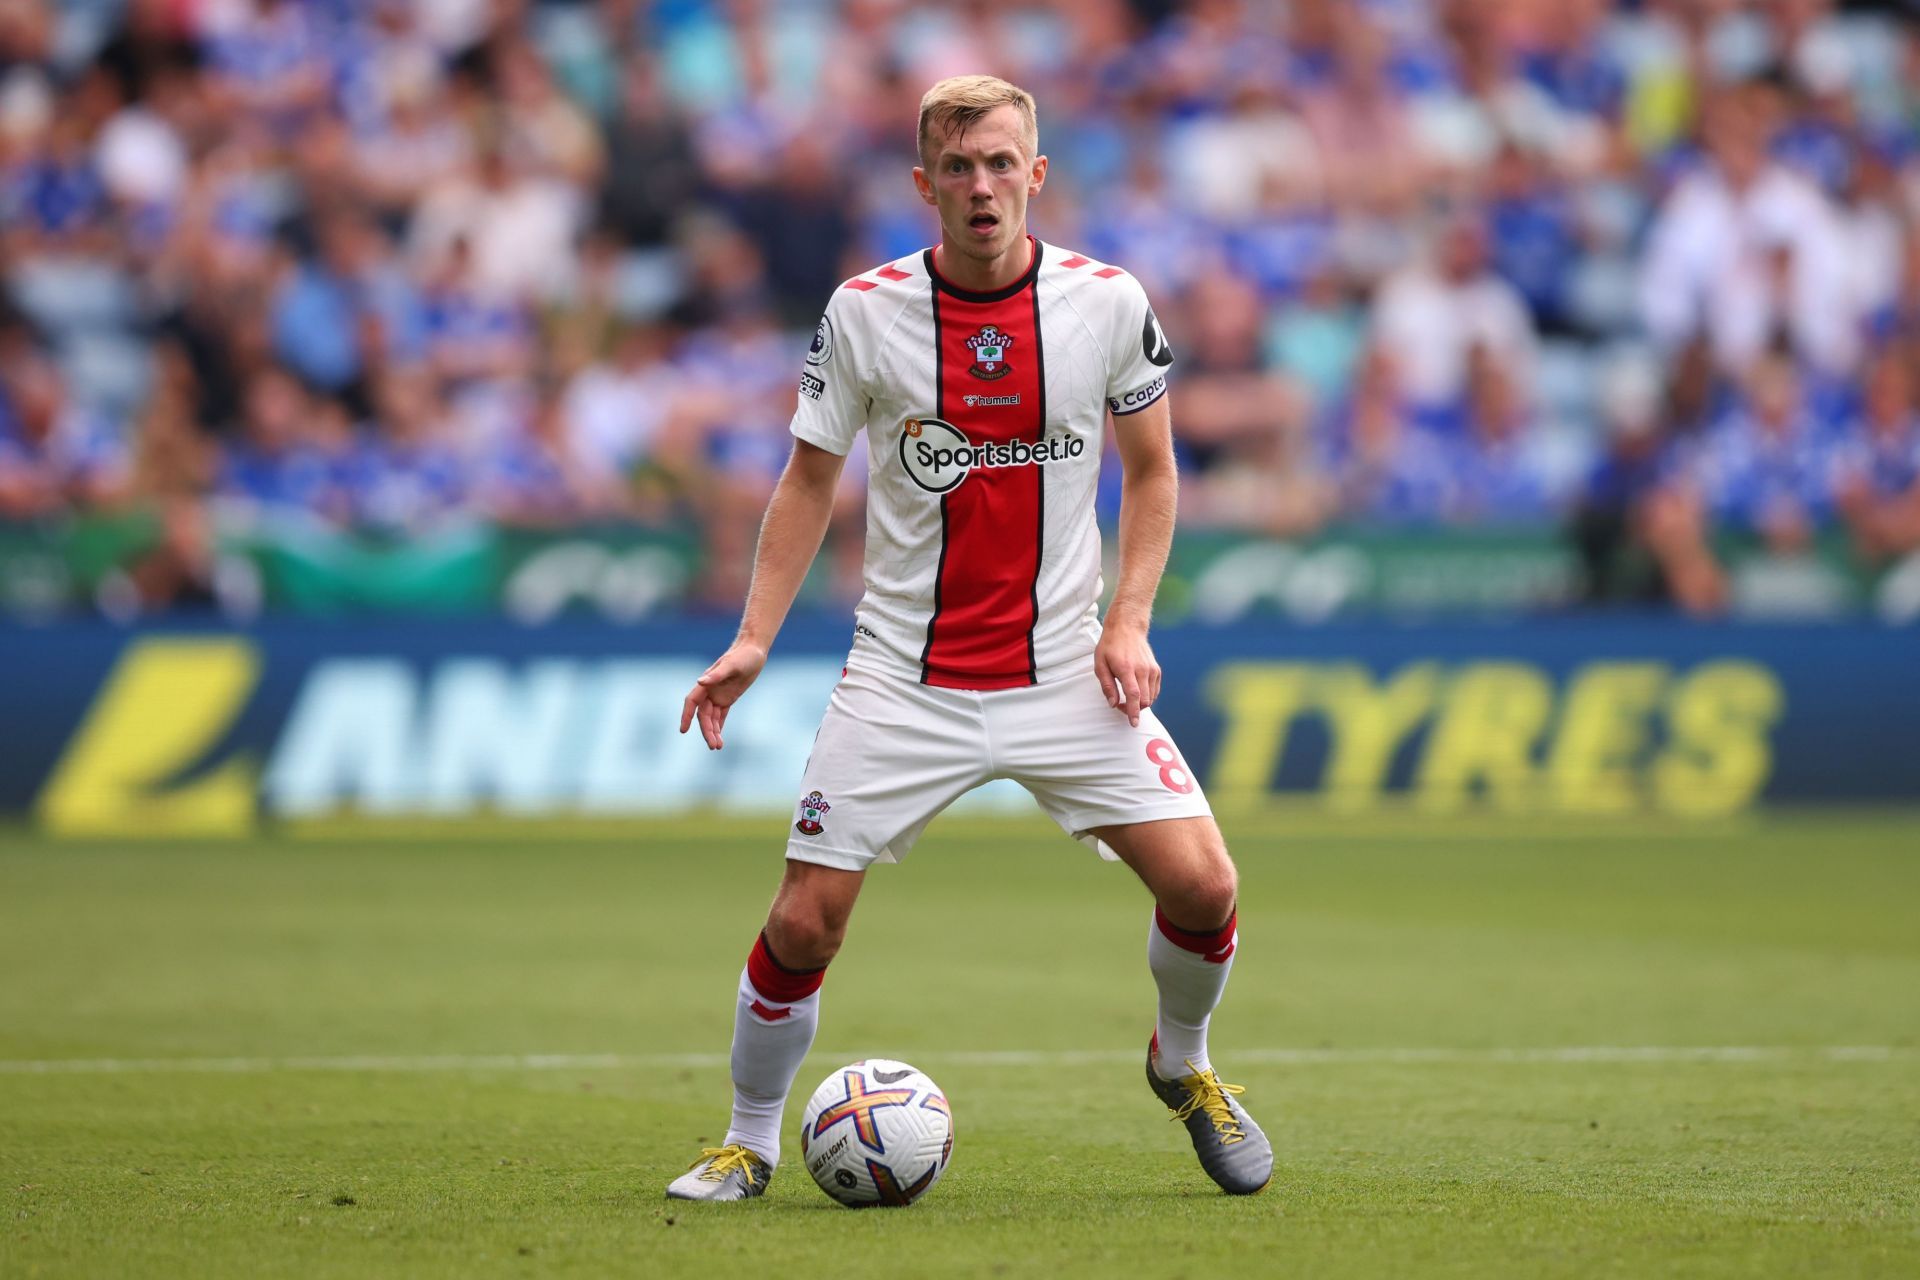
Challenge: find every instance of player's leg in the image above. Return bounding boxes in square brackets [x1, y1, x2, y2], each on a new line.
[723, 859, 864, 1162]
[998, 674, 1269, 1194]
[668, 667, 988, 1201]
[1088, 815, 1238, 1079]
[668, 859, 863, 1202]
[1093, 813, 1269, 1194]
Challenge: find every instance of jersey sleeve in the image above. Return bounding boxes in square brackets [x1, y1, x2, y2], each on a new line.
[1104, 273, 1174, 416]
[789, 289, 869, 456]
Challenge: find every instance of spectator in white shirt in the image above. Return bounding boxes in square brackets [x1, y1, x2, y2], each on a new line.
[1370, 209, 1538, 412]
[409, 140, 583, 306]
[1638, 83, 1862, 379]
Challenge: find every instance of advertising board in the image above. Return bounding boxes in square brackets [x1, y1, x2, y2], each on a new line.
[5, 619, 1913, 836]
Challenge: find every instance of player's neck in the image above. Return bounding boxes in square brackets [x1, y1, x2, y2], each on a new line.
[932, 234, 1035, 295]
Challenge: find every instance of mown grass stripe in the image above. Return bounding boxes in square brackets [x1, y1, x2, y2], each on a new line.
[1, 1045, 1910, 1074]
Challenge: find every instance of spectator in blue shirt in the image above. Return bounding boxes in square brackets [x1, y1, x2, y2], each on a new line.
[0, 355, 130, 519]
[1327, 350, 1456, 526]
[1834, 350, 1920, 562]
[1684, 348, 1839, 539]
[216, 367, 349, 524]
[347, 365, 468, 535]
[1642, 346, 1841, 613]
[472, 391, 589, 529]
[201, 0, 333, 138]
[1485, 143, 1582, 335]
[419, 237, 536, 386]
[269, 241, 361, 398]
[7, 115, 109, 251]
[1513, 0, 1625, 122]
[1444, 344, 1579, 525]
[271, 213, 428, 403]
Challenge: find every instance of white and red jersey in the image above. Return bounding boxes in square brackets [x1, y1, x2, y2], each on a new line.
[791, 238, 1174, 691]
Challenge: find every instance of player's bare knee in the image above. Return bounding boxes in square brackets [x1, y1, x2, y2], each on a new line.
[1207, 864, 1240, 924]
[1213, 848, 1240, 909]
[1162, 873, 1235, 933]
[763, 900, 845, 969]
[764, 871, 857, 969]
[1163, 848, 1237, 932]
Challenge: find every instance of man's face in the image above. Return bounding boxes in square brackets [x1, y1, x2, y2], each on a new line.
[913, 104, 1047, 266]
[1747, 357, 1799, 433]
[1706, 92, 1769, 187]
[1865, 357, 1911, 432]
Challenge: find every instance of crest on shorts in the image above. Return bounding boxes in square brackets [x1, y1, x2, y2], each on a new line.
[795, 790, 832, 836]
[965, 326, 1014, 380]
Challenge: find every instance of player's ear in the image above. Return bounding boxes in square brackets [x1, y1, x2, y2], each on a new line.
[1028, 153, 1048, 198]
[912, 165, 937, 207]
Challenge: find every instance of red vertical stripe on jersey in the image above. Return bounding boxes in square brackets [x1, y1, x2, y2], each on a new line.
[921, 255, 1046, 690]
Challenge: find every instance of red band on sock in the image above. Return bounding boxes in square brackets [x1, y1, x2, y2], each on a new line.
[1154, 906, 1237, 962]
[747, 934, 826, 1003]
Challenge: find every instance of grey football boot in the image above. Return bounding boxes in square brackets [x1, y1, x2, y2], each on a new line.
[1146, 1035, 1273, 1195]
[665, 1145, 773, 1201]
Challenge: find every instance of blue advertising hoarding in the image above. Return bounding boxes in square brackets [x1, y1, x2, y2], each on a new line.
[1, 618, 1915, 836]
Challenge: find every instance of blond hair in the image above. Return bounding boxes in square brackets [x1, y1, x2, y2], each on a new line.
[916, 75, 1038, 165]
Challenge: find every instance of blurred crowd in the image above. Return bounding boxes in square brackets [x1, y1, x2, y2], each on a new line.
[1, 0, 1918, 615]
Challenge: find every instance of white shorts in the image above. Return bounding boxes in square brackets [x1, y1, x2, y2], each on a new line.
[785, 663, 1214, 871]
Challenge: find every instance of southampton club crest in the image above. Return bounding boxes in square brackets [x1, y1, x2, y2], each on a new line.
[964, 326, 1014, 380]
[795, 790, 832, 836]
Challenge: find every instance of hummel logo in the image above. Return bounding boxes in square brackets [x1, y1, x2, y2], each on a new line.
[749, 999, 791, 1021]
[870, 1067, 914, 1084]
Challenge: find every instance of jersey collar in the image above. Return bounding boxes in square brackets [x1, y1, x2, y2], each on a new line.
[924, 236, 1043, 304]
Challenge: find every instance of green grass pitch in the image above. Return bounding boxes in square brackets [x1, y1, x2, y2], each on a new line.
[2, 810, 1917, 1278]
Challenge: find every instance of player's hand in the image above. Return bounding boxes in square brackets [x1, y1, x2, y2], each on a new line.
[679, 641, 769, 750]
[1094, 622, 1161, 728]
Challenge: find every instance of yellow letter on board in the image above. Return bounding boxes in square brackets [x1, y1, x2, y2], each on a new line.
[1316, 663, 1440, 812]
[1204, 663, 1316, 809]
[1651, 660, 1784, 817]
[1546, 663, 1669, 815]
[37, 637, 260, 837]
[1414, 663, 1553, 813]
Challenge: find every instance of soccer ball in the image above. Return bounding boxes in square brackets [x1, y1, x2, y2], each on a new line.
[797, 1059, 953, 1207]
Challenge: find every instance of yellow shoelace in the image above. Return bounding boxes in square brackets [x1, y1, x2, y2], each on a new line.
[690, 1144, 763, 1186]
[1167, 1059, 1248, 1145]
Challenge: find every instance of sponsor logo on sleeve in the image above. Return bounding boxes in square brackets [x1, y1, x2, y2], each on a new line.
[1143, 307, 1173, 367]
[807, 315, 834, 366]
[1109, 374, 1167, 414]
[800, 371, 825, 401]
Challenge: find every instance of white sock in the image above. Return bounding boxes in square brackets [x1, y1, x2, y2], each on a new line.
[1147, 905, 1237, 1079]
[722, 935, 825, 1167]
